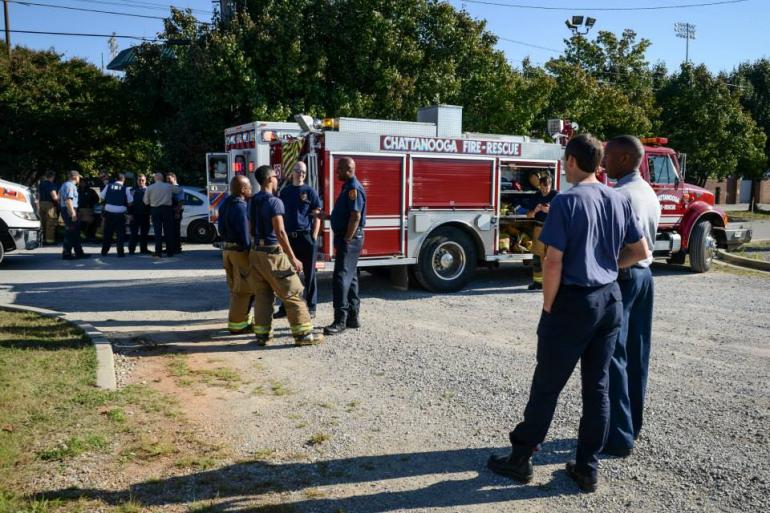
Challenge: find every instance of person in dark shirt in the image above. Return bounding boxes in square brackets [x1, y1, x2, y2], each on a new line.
[248, 165, 322, 347]
[488, 134, 649, 493]
[77, 180, 100, 243]
[128, 174, 151, 254]
[38, 171, 59, 245]
[274, 162, 322, 319]
[218, 175, 254, 334]
[521, 174, 558, 290]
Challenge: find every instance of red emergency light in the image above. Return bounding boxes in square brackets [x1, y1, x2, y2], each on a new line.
[640, 137, 668, 146]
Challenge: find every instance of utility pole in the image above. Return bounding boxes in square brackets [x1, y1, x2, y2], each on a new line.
[3, 0, 10, 59]
[674, 22, 696, 64]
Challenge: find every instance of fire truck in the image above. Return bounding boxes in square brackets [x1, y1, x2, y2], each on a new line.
[608, 137, 752, 273]
[270, 105, 566, 292]
[206, 121, 302, 227]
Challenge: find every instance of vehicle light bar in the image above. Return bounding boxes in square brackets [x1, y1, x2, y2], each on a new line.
[640, 137, 669, 146]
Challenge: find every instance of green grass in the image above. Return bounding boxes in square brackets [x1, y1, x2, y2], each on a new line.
[726, 208, 770, 222]
[730, 240, 770, 261]
[166, 355, 242, 390]
[269, 380, 292, 396]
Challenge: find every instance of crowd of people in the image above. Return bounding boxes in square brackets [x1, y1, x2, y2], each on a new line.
[37, 171, 186, 260]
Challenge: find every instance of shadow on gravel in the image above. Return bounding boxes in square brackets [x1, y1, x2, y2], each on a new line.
[34, 441, 582, 511]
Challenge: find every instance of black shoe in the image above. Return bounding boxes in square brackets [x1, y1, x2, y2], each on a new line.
[527, 282, 542, 290]
[62, 254, 76, 260]
[323, 321, 347, 336]
[140, 249, 152, 255]
[76, 253, 91, 259]
[565, 460, 598, 493]
[487, 452, 533, 483]
[601, 445, 633, 458]
[273, 309, 287, 319]
[346, 315, 360, 329]
[117, 253, 125, 258]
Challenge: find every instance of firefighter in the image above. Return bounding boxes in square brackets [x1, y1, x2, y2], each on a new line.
[522, 174, 558, 290]
[603, 135, 661, 457]
[248, 165, 323, 346]
[487, 134, 648, 493]
[38, 171, 59, 245]
[323, 157, 366, 336]
[219, 175, 254, 334]
[128, 173, 151, 255]
[100, 172, 130, 257]
[273, 162, 322, 319]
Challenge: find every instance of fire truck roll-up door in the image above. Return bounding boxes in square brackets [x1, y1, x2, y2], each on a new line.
[206, 152, 228, 224]
[328, 154, 406, 259]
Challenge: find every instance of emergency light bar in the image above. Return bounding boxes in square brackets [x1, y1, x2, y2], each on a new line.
[640, 137, 669, 146]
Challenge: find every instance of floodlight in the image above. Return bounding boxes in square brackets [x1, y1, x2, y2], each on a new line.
[585, 17, 596, 28]
[295, 114, 316, 132]
[571, 16, 584, 26]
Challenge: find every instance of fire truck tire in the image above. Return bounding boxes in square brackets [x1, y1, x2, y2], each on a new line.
[667, 252, 686, 265]
[414, 226, 476, 292]
[689, 220, 715, 273]
[187, 220, 217, 244]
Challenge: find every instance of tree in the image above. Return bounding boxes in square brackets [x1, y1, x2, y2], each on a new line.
[655, 64, 766, 186]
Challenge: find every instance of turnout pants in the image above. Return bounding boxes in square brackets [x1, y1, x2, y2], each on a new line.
[39, 201, 58, 244]
[223, 249, 254, 331]
[249, 247, 313, 339]
[129, 213, 150, 253]
[510, 282, 622, 479]
[607, 266, 654, 451]
[332, 234, 363, 322]
[61, 210, 84, 257]
[531, 225, 545, 285]
[101, 212, 126, 255]
[151, 205, 175, 256]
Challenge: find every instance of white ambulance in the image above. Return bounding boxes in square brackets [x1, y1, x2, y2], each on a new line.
[0, 179, 41, 264]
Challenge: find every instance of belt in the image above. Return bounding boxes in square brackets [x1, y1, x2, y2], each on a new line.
[289, 230, 310, 238]
[221, 241, 247, 252]
[251, 243, 281, 254]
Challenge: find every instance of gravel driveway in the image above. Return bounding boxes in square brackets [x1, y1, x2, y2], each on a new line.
[2, 245, 769, 512]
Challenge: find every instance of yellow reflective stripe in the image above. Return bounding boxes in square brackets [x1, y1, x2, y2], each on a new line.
[290, 322, 313, 334]
[228, 321, 250, 330]
[533, 271, 543, 284]
[252, 324, 273, 335]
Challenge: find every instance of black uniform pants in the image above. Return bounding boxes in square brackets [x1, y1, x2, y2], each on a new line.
[129, 213, 150, 253]
[332, 233, 363, 321]
[151, 205, 175, 256]
[277, 231, 318, 313]
[61, 210, 84, 257]
[172, 208, 183, 252]
[101, 212, 126, 255]
[510, 282, 622, 479]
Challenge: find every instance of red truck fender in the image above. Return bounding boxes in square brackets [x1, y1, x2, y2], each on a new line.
[680, 201, 726, 250]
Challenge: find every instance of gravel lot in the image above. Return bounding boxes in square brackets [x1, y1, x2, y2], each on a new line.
[2, 245, 769, 512]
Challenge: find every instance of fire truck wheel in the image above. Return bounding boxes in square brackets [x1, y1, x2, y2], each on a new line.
[689, 219, 715, 273]
[187, 220, 217, 244]
[414, 226, 477, 292]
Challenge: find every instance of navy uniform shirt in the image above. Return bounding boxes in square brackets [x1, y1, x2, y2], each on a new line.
[517, 189, 559, 222]
[539, 183, 643, 287]
[249, 191, 285, 245]
[39, 180, 57, 203]
[331, 177, 366, 235]
[129, 187, 149, 215]
[280, 184, 322, 233]
[218, 195, 251, 250]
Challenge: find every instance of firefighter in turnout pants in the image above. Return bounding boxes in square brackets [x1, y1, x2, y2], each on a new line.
[248, 165, 323, 346]
[324, 157, 366, 336]
[218, 176, 254, 334]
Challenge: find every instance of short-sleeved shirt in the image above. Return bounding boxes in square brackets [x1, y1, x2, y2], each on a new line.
[539, 182, 643, 287]
[280, 184, 322, 233]
[218, 195, 251, 250]
[249, 191, 285, 245]
[331, 177, 366, 235]
[518, 189, 559, 222]
[39, 180, 57, 203]
[59, 181, 79, 209]
[615, 171, 661, 268]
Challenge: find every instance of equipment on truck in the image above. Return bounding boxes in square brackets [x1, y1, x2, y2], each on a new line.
[269, 105, 565, 292]
[0, 179, 41, 265]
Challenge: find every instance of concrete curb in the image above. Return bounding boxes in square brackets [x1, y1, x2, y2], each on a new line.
[0, 303, 117, 390]
[716, 250, 770, 272]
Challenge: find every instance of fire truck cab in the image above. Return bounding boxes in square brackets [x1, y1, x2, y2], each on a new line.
[270, 105, 565, 292]
[629, 137, 751, 272]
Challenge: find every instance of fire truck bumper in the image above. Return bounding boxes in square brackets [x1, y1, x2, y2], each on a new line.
[723, 223, 752, 250]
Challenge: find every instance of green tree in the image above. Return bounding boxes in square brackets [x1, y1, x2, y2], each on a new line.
[655, 64, 766, 186]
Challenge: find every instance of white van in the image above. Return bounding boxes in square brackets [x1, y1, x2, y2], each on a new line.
[0, 178, 41, 264]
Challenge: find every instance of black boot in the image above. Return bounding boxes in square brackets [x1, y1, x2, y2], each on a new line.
[346, 312, 360, 329]
[487, 451, 533, 483]
[324, 312, 347, 335]
[565, 460, 598, 493]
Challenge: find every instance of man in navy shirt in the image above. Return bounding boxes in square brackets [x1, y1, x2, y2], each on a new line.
[488, 134, 649, 492]
[128, 174, 151, 255]
[38, 171, 59, 245]
[324, 157, 366, 336]
[274, 162, 322, 319]
[249, 165, 323, 347]
[219, 175, 254, 334]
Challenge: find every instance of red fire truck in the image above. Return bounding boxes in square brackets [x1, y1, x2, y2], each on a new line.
[610, 137, 752, 273]
[270, 105, 565, 292]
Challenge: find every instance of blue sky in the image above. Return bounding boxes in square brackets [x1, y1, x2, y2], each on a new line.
[4, 0, 768, 74]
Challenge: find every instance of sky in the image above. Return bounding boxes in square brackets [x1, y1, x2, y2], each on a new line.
[3, 0, 768, 74]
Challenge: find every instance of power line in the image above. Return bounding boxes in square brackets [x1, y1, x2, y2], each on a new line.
[9, 28, 156, 40]
[461, 0, 747, 11]
[9, 1, 211, 24]
[66, 0, 212, 15]
[497, 36, 561, 53]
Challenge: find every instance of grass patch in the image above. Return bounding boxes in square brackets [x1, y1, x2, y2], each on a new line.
[726, 208, 770, 222]
[166, 355, 242, 390]
[730, 240, 770, 261]
[306, 433, 330, 446]
[38, 434, 109, 461]
[270, 380, 292, 396]
[174, 454, 219, 470]
[344, 400, 360, 412]
[252, 448, 276, 460]
[303, 488, 326, 498]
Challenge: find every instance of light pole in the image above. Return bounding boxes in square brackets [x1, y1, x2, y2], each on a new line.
[565, 16, 596, 36]
[674, 22, 696, 64]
